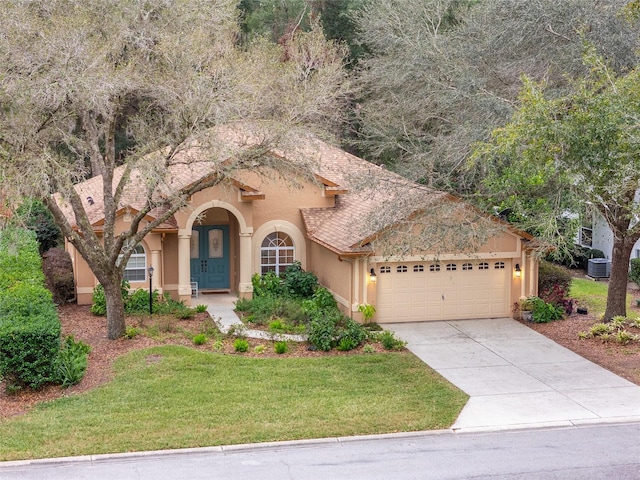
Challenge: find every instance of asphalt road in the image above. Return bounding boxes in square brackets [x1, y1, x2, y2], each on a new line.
[2, 422, 639, 480]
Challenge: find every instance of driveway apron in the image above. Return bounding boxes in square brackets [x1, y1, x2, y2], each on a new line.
[389, 318, 640, 432]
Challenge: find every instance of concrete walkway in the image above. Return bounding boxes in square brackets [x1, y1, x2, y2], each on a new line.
[388, 318, 640, 432]
[195, 293, 305, 341]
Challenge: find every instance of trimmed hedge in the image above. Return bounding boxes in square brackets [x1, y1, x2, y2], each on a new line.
[0, 229, 61, 390]
[538, 260, 572, 297]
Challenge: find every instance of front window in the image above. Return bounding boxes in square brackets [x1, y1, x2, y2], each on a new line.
[261, 232, 294, 275]
[121, 244, 147, 282]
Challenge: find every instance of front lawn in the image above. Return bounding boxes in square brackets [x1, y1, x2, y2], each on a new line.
[0, 345, 467, 461]
[570, 278, 634, 316]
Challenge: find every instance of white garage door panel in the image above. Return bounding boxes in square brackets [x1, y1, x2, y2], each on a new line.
[376, 261, 511, 323]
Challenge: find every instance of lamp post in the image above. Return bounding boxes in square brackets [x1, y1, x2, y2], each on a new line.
[147, 266, 154, 315]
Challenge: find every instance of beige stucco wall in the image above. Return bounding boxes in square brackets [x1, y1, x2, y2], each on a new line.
[68, 170, 538, 321]
[308, 242, 353, 316]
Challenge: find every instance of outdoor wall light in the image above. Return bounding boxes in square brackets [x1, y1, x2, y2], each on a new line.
[369, 268, 377, 283]
[514, 263, 521, 278]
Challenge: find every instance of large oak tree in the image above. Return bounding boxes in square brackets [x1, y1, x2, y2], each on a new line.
[0, 0, 350, 339]
[474, 51, 640, 320]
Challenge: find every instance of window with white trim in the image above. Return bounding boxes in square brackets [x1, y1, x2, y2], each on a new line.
[121, 244, 147, 282]
[260, 232, 294, 275]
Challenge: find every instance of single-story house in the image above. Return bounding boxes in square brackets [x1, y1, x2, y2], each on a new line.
[62, 130, 538, 323]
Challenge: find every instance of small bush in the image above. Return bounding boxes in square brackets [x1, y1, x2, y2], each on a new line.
[90, 284, 107, 316]
[56, 335, 91, 388]
[254, 345, 266, 354]
[41, 248, 75, 304]
[195, 304, 208, 313]
[0, 283, 61, 390]
[380, 331, 406, 350]
[176, 307, 195, 320]
[362, 344, 376, 353]
[531, 297, 564, 323]
[538, 261, 572, 299]
[193, 333, 208, 345]
[630, 259, 640, 287]
[269, 319, 286, 331]
[234, 338, 249, 352]
[252, 271, 283, 297]
[274, 341, 288, 354]
[282, 261, 318, 298]
[336, 318, 367, 350]
[124, 326, 140, 339]
[306, 312, 339, 351]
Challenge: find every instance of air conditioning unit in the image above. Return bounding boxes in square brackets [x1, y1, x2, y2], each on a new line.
[587, 258, 610, 279]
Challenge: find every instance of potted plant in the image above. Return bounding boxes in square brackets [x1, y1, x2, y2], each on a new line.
[519, 297, 536, 322]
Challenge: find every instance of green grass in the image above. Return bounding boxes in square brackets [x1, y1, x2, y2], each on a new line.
[0, 346, 467, 461]
[569, 278, 633, 316]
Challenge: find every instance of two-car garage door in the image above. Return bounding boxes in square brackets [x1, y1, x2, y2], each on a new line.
[376, 260, 511, 323]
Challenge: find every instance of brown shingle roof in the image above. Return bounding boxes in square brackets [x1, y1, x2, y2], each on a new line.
[56, 127, 504, 255]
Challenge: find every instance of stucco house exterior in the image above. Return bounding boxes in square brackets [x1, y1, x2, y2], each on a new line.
[62, 132, 538, 323]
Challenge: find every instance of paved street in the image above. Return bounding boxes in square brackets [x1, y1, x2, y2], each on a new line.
[2, 423, 639, 479]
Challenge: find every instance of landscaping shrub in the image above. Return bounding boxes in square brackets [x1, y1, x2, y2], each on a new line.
[0, 228, 45, 289]
[0, 229, 62, 390]
[274, 341, 288, 354]
[630, 258, 640, 287]
[538, 260, 572, 296]
[14, 198, 61, 254]
[380, 331, 406, 350]
[193, 333, 208, 346]
[336, 318, 367, 351]
[530, 297, 564, 323]
[281, 261, 318, 298]
[307, 312, 339, 351]
[233, 338, 249, 352]
[251, 271, 283, 297]
[41, 248, 75, 304]
[56, 335, 91, 388]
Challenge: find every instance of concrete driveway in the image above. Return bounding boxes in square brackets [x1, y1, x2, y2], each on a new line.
[388, 318, 640, 432]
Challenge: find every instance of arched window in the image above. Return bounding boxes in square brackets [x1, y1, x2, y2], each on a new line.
[121, 244, 147, 282]
[261, 232, 294, 275]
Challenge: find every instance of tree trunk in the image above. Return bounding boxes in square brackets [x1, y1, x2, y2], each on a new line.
[603, 235, 635, 321]
[103, 275, 126, 339]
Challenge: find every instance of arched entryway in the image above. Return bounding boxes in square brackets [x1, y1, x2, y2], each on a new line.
[178, 200, 253, 302]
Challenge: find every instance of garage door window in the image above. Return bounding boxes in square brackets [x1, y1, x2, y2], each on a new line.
[494, 261, 505, 269]
[397, 265, 408, 273]
[446, 263, 457, 271]
[413, 265, 424, 272]
[478, 262, 489, 270]
[462, 263, 473, 271]
[261, 232, 294, 275]
[430, 264, 441, 272]
[380, 266, 391, 274]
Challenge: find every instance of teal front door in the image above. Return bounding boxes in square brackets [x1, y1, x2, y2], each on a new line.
[190, 225, 230, 290]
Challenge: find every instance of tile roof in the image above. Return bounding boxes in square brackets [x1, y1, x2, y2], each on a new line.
[55, 126, 488, 254]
